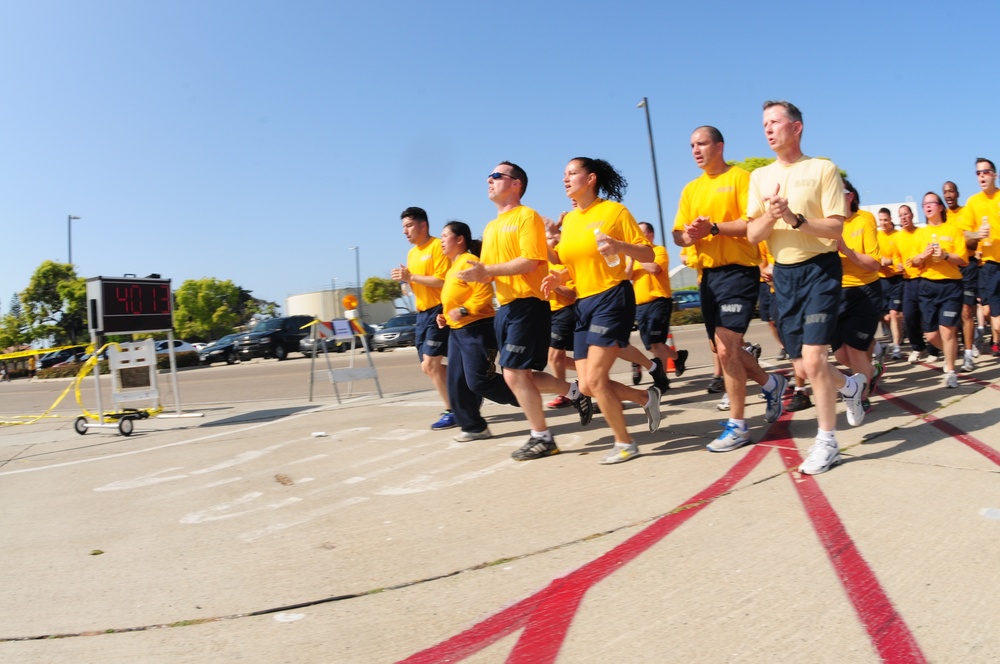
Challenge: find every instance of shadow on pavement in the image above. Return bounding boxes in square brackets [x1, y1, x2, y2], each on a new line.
[199, 406, 316, 427]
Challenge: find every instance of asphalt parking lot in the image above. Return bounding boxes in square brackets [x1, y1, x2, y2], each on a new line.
[2, 323, 999, 663]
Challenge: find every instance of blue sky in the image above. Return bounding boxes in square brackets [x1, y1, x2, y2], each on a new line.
[2, 1, 997, 321]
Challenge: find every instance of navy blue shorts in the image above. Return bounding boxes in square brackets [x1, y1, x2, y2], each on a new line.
[550, 305, 576, 352]
[919, 279, 963, 331]
[574, 280, 636, 360]
[495, 297, 550, 371]
[834, 281, 881, 351]
[881, 275, 903, 314]
[758, 283, 776, 322]
[980, 261, 1000, 312]
[636, 297, 673, 348]
[701, 264, 760, 339]
[416, 305, 449, 361]
[772, 252, 842, 359]
[961, 257, 979, 307]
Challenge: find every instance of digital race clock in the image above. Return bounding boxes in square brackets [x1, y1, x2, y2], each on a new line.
[86, 277, 174, 334]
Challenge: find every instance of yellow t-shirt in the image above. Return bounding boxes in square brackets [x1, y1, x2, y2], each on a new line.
[672, 167, 760, 269]
[555, 198, 650, 299]
[406, 237, 450, 312]
[840, 210, 881, 287]
[480, 205, 549, 306]
[746, 156, 848, 265]
[876, 230, 902, 279]
[631, 245, 672, 304]
[964, 190, 1000, 264]
[893, 228, 924, 279]
[548, 262, 576, 312]
[914, 222, 967, 281]
[440, 252, 496, 329]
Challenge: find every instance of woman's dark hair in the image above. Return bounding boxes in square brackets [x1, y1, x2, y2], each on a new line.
[444, 220, 482, 257]
[843, 178, 860, 213]
[923, 191, 947, 223]
[572, 157, 628, 202]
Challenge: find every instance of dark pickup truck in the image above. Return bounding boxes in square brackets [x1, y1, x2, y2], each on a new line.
[235, 315, 314, 361]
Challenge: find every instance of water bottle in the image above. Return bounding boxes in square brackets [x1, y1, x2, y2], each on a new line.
[594, 228, 620, 267]
[981, 216, 993, 247]
[930, 234, 940, 262]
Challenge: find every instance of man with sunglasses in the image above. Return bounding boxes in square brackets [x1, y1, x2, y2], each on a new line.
[392, 207, 455, 430]
[966, 158, 1000, 357]
[458, 163, 593, 461]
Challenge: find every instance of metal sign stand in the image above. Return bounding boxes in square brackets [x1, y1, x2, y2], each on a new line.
[307, 317, 382, 404]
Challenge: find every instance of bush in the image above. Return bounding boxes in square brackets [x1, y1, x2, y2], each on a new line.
[671, 308, 704, 326]
[36, 352, 200, 379]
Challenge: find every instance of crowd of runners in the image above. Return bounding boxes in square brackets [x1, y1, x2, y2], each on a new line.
[390, 99, 1000, 476]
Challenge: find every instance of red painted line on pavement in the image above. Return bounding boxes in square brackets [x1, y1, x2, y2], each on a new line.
[768, 420, 928, 664]
[878, 390, 1000, 466]
[398, 442, 773, 663]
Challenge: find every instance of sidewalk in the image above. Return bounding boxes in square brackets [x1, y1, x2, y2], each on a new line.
[2, 355, 999, 663]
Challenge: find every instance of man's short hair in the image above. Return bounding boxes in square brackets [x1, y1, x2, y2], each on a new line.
[843, 178, 860, 213]
[878, 207, 891, 216]
[500, 161, 528, 196]
[899, 204, 912, 214]
[400, 207, 428, 224]
[763, 100, 803, 124]
[638, 222, 655, 237]
[943, 181, 959, 193]
[694, 125, 724, 144]
[976, 157, 997, 172]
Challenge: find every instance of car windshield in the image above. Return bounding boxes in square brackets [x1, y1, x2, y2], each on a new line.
[385, 315, 416, 328]
[252, 319, 283, 332]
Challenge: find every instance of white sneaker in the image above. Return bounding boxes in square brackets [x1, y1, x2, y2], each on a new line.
[944, 372, 959, 389]
[454, 428, 492, 442]
[891, 345, 902, 360]
[799, 439, 842, 475]
[706, 422, 752, 453]
[717, 393, 731, 411]
[601, 442, 640, 465]
[843, 373, 867, 426]
[907, 350, 926, 364]
[961, 356, 975, 373]
[972, 345, 981, 359]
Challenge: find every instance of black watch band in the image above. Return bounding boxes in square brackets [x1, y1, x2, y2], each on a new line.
[459, 306, 469, 317]
[710, 223, 719, 236]
[792, 214, 807, 229]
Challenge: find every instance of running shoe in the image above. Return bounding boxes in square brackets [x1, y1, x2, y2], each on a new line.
[706, 375, 725, 394]
[867, 361, 884, 398]
[511, 435, 559, 461]
[890, 345, 902, 360]
[798, 439, 842, 475]
[547, 395, 572, 409]
[786, 390, 812, 412]
[944, 371, 959, 389]
[454, 428, 492, 442]
[971, 345, 980, 359]
[643, 386, 662, 432]
[706, 421, 752, 453]
[743, 343, 762, 361]
[908, 350, 927, 364]
[873, 341, 887, 364]
[762, 373, 787, 423]
[993, 344, 1000, 358]
[649, 357, 670, 391]
[844, 373, 867, 426]
[571, 390, 594, 426]
[776, 347, 789, 361]
[717, 393, 730, 411]
[961, 356, 975, 373]
[600, 442, 640, 465]
[673, 349, 689, 377]
[431, 411, 457, 430]
[631, 362, 642, 385]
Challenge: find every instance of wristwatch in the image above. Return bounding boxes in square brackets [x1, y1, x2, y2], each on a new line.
[792, 214, 807, 229]
[710, 223, 719, 236]
[459, 306, 469, 318]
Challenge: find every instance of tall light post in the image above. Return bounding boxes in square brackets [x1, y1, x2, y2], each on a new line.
[67, 215, 81, 266]
[636, 98, 666, 243]
[349, 246, 363, 319]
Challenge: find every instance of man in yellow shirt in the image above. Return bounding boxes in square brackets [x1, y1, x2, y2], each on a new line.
[943, 180, 979, 371]
[967, 158, 1000, 357]
[392, 207, 454, 430]
[459, 162, 592, 461]
[876, 208, 904, 360]
[746, 101, 864, 476]
[672, 125, 781, 453]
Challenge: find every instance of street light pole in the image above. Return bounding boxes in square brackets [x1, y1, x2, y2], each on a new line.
[636, 98, 666, 243]
[349, 246, 363, 319]
[67, 215, 81, 266]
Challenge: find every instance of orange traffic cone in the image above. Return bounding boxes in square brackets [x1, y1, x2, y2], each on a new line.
[666, 332, 676, 373]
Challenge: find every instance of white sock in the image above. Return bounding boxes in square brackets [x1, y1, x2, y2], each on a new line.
[965, 349, 973, 359]
[817, 429, 837, 445]
[762, 375, 778, 392]
[531, 429, 553, 442]
[838, 375, 858, 398]
[729, 418, 747, 431]
[565, 381, 580, 401]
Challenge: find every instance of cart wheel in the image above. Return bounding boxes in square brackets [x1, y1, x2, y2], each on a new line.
[118, 417, 134, 437]
[74, 417, 89, 435]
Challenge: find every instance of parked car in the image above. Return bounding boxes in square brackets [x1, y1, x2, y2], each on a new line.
[38, 346, 87, 369]
[155, 340, 197, 355]
[300, 321, 376, 356]
[235, 315, 315, 361]
[372, 313, 418, 352]
[674, 291, 701, 311]
[198, 334, 241, 365]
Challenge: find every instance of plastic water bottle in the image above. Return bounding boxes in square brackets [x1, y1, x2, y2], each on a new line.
[594, 228, 620, 267]
[981, 216, 993, 247]
[930, 234, 940, 262]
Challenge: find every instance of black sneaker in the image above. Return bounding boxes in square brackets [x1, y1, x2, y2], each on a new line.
[649, 357, 670, 391]
[706, 375, 725, 394]
[786, 390, 812, 412]
[572, 392, 594, 426]
[631, 363, 641, 385]
[673, 349, 688, 377]
[511, 435, 560, 461]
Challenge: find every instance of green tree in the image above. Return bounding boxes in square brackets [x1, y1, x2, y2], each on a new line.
[21, 261, 87, 344]
[363, 277, 403, 307]
[238, 288, 279, 320]
[0, 293, 29, 350]
[729, 156, 848, 180]
[173, 278, 243, 341]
